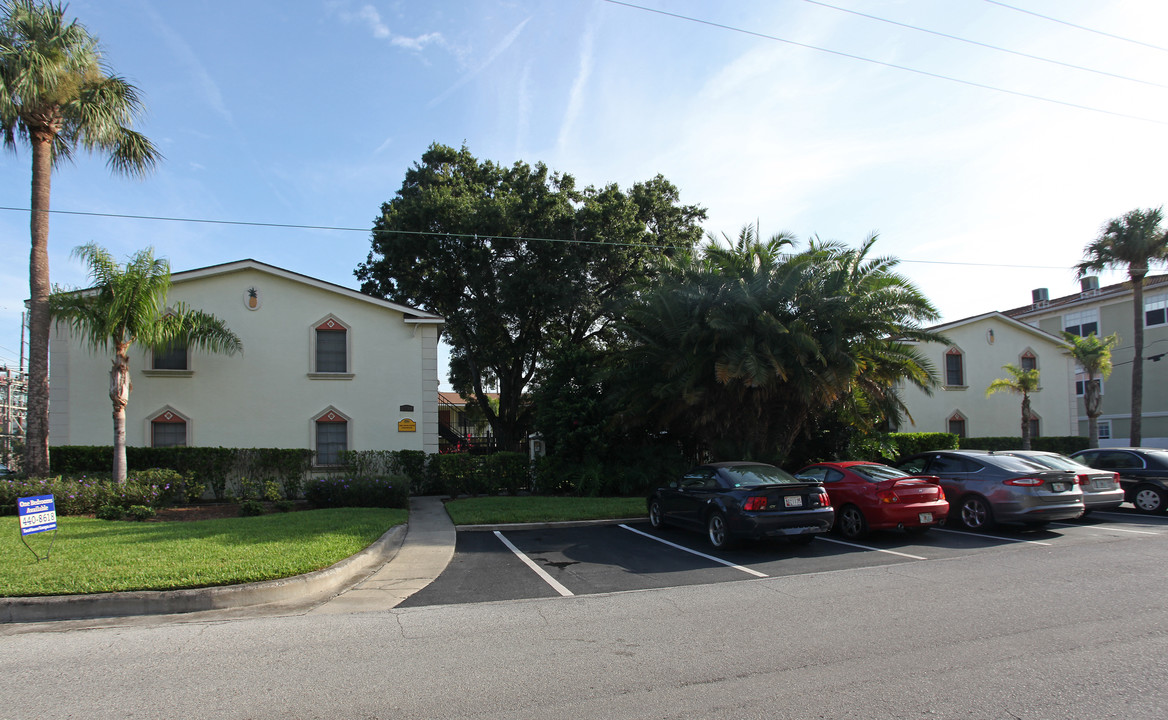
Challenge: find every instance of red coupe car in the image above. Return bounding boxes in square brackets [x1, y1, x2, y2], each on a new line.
[796, 461, 949, 539]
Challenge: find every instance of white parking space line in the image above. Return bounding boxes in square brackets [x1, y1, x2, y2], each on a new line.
[619, 525, 769, 577]
[493, 531, 574, 597]
[931, 528, 1052, 546]
[1051, 522, 1159, 535]
[816, 536, 928, 560]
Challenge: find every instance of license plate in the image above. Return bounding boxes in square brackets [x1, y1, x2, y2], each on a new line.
[1092, 479, 1113, 490]
[784, 496, 803, 508]
[918, 512, 933, 523]
[1051, 482, 1067, 492]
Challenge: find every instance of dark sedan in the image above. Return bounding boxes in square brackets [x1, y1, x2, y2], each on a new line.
[648, 462, 834, 549]
[897, 450, 1084, 530]
[1070, 447, 1168, 513]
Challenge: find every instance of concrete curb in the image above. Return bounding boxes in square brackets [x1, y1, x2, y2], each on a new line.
[456, 517, 643, 532]
[0, 524, 407, 624]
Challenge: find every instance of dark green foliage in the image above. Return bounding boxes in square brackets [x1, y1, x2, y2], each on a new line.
[125, 505, 155, 521]
[530, 444, 687, 496]
[1, 475, 170, 515]
[338, 450, 429, 494]
[304, 476, 409, 509]
[357, 143, 706, 449]
[238, 500, 265, 517]
[96, 505, 122, 521]
[48, 446, 313, 500]
[958, 436, 1090, 454]
[274, 500, 296, 513]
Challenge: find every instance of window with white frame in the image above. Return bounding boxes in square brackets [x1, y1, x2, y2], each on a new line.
[1020, 351, 1037, 372]
[314, 409, 348, 465]
[1074, 365, 1104, 397]
[1098, 420, 1112, 440]
[152, 340, 189, 370]
[945, 348, 965, 387]
[151, 409, 188, 447]
[312, 316, 351, 375]
[947, 412, 967, 438]
[1063, 309, 1099, 337]
[1146, 294, 1168, 328]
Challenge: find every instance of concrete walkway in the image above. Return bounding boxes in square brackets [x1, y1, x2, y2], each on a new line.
[309, 495, 455, 614]
[0, 496, 455, 624]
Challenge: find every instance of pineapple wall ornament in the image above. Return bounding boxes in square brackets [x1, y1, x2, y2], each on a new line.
[244, 286, 261, 310]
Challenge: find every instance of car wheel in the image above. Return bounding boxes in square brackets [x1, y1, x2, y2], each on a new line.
[1133, 485, 1168, 513]
[836, 505, 868, 540]
[707, 511, 733, 549]
[648, 499, 664, 529]
[958, 495, 995, 531]
[788, 534, 816, 546]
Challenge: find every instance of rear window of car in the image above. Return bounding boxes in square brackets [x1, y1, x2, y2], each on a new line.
[850, 464, 914, 483]
[1008, 453, 1086, 472]
[722, 465, 802, 487]
[984, 455, 1052, 472]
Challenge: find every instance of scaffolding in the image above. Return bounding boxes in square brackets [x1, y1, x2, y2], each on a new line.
[1, 367, 27, 470]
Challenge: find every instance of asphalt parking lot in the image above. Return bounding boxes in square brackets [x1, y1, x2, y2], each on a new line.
[397, 506, 1167, 608]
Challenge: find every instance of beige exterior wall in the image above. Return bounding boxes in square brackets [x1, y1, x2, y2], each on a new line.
[898, 314, 1075, 438]
[49, 262, 442, 458]
[1016, 282, 1168, 447]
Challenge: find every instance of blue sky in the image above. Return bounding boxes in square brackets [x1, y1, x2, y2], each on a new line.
[3, 0, 1168, 388]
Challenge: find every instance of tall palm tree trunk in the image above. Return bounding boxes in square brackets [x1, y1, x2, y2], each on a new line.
[1020, 394, 1032, 451]
[1130, 269, 1147, 447]
[23, 129, 54, 477]
[110, 346, 132, 482]
[1085, 376, 1102, 448]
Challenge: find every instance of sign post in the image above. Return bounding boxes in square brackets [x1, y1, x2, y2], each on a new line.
[17, 494, 58, 562]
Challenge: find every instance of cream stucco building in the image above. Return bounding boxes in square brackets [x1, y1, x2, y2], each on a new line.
[897, 312, 1075, 438]
[49, 260, 444, 463]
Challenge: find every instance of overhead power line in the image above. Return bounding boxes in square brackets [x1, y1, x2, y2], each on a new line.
[983, 0, 1168, 55]
[599, 0, 1168, 126]
[802, 0, 1168, 90]
[0, 205, 1072, 271]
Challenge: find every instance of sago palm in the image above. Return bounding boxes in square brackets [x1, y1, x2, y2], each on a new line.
[986, 364, 1041, 450]
[49, 244, 241, 482]
[1062, 332, 1119, 448]
[1, 0, 161, 476]
[1077, 207, 1168, 447]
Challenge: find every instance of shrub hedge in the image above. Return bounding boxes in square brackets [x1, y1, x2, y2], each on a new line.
[957, 436, 1090, 454]
[304, 476, 409, 509]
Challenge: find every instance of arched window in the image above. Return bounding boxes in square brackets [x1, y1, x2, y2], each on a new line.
[1020, 350, 1037, 372]
[314, 408, 349, 466]
[151, 408, 189, 447]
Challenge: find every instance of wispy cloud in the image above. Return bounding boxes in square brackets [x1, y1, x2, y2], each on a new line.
[138, 0, 232, 124]
[340, 3, 445, 51]
[427, 17, 531, 109]
[556, 16, 597, 156]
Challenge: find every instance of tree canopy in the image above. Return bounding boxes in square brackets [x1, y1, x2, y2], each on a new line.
[986, 363, 1041, 451]
[356, 143, 706, 448]
[609, 228, 944, 463]
[1, 0, 160, 475]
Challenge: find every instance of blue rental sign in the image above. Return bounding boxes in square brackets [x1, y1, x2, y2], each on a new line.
[18, 494, 57, 536]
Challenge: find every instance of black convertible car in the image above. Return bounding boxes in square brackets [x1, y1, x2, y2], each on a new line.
[647, 462, 834, 549]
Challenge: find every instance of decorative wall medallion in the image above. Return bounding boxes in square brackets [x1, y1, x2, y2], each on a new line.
[320, 411, 344, 423]
[244, 286, 262, 311]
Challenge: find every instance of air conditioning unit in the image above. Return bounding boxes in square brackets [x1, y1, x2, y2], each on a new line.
[1081, 276, 1099, 292]
[1032, 288, 1050, 303]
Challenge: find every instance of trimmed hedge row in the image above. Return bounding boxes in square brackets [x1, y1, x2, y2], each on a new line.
[957, 436, 1090, 454]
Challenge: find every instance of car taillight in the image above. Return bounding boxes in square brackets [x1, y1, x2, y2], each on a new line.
[937, 488, 945, 501]
[877, 490, 901, 504]
[1004, 477, 1045, 486]
[815, 492, 830, 508]
[1075, 474, 1090, 486]
[1111, 472, 1121, 487]
[743, 496, 767, 511]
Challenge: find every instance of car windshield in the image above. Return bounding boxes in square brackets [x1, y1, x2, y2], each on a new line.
[722, 465, 801, 487]
[1011, 453, 1086, 472]
[849, 464, 914, 483]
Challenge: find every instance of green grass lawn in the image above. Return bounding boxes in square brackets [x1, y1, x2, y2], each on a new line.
[0, 508, 406, 597]
[444, 496, 647, 525]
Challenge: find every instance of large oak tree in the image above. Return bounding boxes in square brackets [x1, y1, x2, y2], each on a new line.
[357, 143, 705, 449]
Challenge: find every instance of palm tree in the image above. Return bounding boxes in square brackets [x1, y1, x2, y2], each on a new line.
[1062, 332, 1119, 448]
[1, 0, 161, 476]
[49, 244, 241, 481]
[1077, 207, 1168, 447]
[986, 364, 1041, 450]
